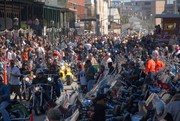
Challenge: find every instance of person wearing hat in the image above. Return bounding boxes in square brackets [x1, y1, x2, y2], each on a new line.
[0, 76, 11, 121]
[7, 60, 22, 101]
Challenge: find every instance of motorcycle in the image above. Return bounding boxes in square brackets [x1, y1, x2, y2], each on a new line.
[0, 100, 30, 121]
[21, 74, 33, 100]
[29, 84, 50, 115]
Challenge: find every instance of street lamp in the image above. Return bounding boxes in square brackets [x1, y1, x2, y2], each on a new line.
[13, 17, 19, 30]
[50, 20, 55, 44]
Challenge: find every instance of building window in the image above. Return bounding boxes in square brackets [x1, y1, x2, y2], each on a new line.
[144, 2, 151, 5]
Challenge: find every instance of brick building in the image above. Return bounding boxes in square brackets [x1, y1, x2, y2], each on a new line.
[67, 0, 85, 20]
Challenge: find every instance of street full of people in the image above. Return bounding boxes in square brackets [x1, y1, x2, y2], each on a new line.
[0, 26, 179, 121]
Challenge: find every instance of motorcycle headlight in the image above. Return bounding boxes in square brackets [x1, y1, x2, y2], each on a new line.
[35, 87, 40, 91]
[25, 77, 29, 82]
[48, 77, 52, 81]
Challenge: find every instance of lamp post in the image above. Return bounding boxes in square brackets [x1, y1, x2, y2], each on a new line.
[50, 20, 55, 44]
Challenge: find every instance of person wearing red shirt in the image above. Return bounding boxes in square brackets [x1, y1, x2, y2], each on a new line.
[155, 57, 165, 72]
[144, 55, 156, 84]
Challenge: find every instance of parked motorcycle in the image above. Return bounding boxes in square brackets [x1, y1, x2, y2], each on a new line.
[29, 84, 51, 115]
[0, 100, 30, 121]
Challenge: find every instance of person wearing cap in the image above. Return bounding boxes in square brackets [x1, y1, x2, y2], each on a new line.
[32, 69, 47, 84]
[7, 60, 22, 101]
[0, 76, 11, 121]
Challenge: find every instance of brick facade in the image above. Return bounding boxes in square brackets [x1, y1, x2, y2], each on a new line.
[67, 0, 85, 19]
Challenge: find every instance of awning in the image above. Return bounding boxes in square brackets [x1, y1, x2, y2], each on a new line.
[155, 14, 180, 18]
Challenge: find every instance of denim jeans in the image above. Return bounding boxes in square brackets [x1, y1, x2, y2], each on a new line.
[0, 101, 11, 121]
[87, 80, 95, 92]
[146, 72, 155, 85]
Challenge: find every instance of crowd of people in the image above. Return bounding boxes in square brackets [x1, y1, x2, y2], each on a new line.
[0, 26, 179, 121]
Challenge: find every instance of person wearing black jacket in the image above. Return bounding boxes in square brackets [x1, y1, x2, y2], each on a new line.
[93, 94, 106, 121]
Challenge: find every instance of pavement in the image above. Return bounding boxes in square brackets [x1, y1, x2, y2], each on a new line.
[10, 81, 79, 121]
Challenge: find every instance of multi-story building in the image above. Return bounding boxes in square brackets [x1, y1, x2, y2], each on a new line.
[122, 0, 155, 26]
[0, 0, 74, 31]
[154, 0, 166, 25]
[96, 0, 110, 35]
[84, 0, 110, 35]
[175, 0, 180, 13]
[83, 0, 96, 33]
[67, 0, 85, 28]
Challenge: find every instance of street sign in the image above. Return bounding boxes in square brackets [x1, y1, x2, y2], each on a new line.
[110, 1, 122, 8]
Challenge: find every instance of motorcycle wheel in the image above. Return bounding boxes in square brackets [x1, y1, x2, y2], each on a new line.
[34, 98, 42, 116]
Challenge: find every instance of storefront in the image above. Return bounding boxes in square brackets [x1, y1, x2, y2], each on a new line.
[0, 0, 72, 31]
[155, 14, 180, 35]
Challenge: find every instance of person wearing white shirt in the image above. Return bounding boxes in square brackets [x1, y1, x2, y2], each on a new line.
[7, 50, 13, 61]
[101, 53, 113, 69]
[100, 53, 113, 76]
[7, 60, 21, 101]
[84, 42, 92, 58]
